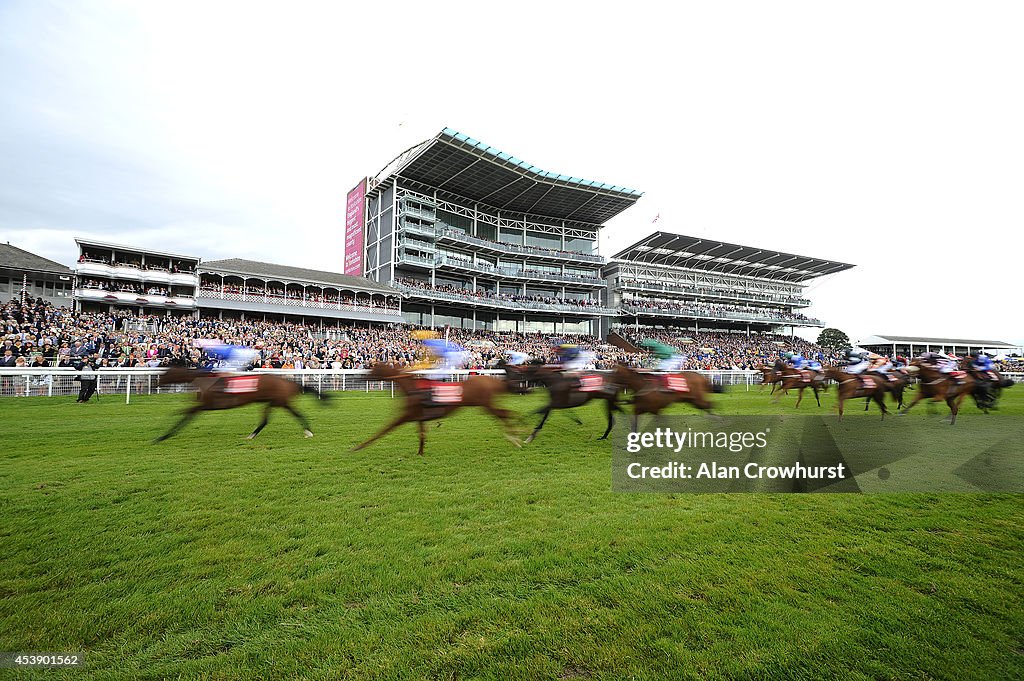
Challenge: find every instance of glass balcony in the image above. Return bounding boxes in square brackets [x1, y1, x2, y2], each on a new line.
[435, 256, 605, 287]
[435, 228, 604, 264]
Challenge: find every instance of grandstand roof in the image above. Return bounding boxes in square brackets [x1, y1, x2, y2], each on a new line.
[0, 242, 72, 274]
[74, 238, 199, 262]
[375, 128, 642, 224]
[858, 335, 1018, 349]
[200, 258, 397, 295]
[610, 232, 854, 282]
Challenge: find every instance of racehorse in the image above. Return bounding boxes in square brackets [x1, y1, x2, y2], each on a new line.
[154, 367, 329, 441]
[756, 364, 782, 393]
[610, 365, 722, 431]
[495, 358, 538, 396]
[859, 369, 912, 411]
[352, 363, 521, 455]
[960, 358, 1014, 413]
[773, 367, 826, 408]
[821, 366, 889, 420]
[515, 364, 624, 443]
[897, 360, 975, 424]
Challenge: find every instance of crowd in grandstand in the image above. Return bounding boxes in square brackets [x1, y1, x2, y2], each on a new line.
[78, 253, 195, 273]
[79, 279, 176, 296]
[197, 283, 399, 309]
[620, 296, 818, 324]
[395, 278, 605, 310]
[3, 297, 1023, 376]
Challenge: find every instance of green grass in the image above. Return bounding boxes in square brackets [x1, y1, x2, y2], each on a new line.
[1, 387, 1022, 680]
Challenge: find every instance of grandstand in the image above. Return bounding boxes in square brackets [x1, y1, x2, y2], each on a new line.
[74, 239, 200, 315]
[604, 232, 853, 339]
[357, 128, 640, 335]
[0, 241, 74, 307]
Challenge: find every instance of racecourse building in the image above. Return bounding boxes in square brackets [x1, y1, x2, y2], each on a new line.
[0, 242, 75, 307]
[604, 232, 854, 337]
[357, 128, 641, 335]
[73, 239, 200, 315]
[72, 239, 402, 325]
[196, 259, 403, 324]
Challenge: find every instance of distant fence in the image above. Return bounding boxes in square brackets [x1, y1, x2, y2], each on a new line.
[2, 369, 1021, 403]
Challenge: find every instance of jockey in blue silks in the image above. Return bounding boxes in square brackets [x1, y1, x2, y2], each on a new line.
[422, 338, 471, 380]
[195, 339, 259, 372]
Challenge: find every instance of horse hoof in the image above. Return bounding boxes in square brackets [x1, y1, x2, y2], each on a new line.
[246, 434, 256, 440]
[304, 430, 314, 438]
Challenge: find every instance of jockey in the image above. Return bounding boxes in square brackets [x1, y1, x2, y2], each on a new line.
[421, 338, 471, 381]
[783, 351, 809, 370]
[918, 351, 959, 375]
[195, 339, 259, 372]
[642, 339, 686, 372]
[552, 341, 594, 372]
[970, 351, 994, 373]
[842, 348, 871, 374]
[506, 350, 532, 366]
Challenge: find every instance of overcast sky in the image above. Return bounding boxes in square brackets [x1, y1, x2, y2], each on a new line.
[2, 1, 1021, 344]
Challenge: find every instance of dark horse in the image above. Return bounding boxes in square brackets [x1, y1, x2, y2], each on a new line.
[898, 360, 975, 425]
[352, 363, 521, 455]
[610, 365, 722, 431]
[515, 364, 624, 443]
[154, 367, 329, 441]
[960, 358, 1014, 413]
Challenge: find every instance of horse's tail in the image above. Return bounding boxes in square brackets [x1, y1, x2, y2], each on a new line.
[300, 384, 331, 403]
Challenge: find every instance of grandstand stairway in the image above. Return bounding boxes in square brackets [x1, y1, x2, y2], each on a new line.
[607, 330, 642, 354]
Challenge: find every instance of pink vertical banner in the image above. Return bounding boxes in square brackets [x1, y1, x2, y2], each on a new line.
[344, 179, 367, 276]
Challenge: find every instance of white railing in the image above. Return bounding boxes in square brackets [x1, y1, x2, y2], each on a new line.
[3, 369, 1020, 403]
[195, 289, 400, 315]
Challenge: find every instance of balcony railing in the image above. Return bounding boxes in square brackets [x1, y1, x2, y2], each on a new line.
[398, 220, 437, 237]
[195, 288, 400, 315]
[435, 228, 605, 264]
[619, 280, 811, 308]
[619, 303, 823, 326]
[435, 256, 605, 287]
[393, 283, 616, 316]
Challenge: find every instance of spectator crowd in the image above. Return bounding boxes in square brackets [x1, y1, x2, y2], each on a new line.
[3, 297, 1023, 376]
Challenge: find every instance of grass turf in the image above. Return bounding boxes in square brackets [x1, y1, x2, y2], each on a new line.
[1, 386, 1022, 679]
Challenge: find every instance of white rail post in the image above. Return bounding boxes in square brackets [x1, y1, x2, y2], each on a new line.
[126, 374, 132, 404]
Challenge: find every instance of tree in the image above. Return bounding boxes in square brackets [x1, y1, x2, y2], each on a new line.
[817, 328, 851, 350]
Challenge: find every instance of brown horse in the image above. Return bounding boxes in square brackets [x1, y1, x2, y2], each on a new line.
[154, 367, 329, 441]
[773, 368, 825, 408]
[821, 366, 889, 420]
[757, 364, 782, 393]
[352, 363, 521, 455]
[898, 360, 974, 425]
[610, 366, 722, 431]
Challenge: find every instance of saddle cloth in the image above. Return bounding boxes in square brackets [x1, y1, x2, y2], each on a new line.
[579, 374, 604, 392]
[665, 374, 689, 392]
[431, 384, 463, 403]
[223, 376, 260, 394]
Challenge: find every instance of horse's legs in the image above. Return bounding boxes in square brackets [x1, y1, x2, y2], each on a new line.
[948, 391, 967, 425]
[352, 414, 410, 451]
[154, 405, 203, 442]
[247, 404, 273, 439]
[283, 403, 314, 438]
[899, 390, 927, 415]
[483, 404, 521, 447]
[813, 385, 821, 408]
[417, 421, 426, 456]
[864, 396, 871, 411]
[525, 406, 552, 444]
[598, 398, 615, 440]
[795, 387, 804, 409]
[873, 391, 888, 420]
[565, 411, 583, 426]
[837, 395, 845, 421]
